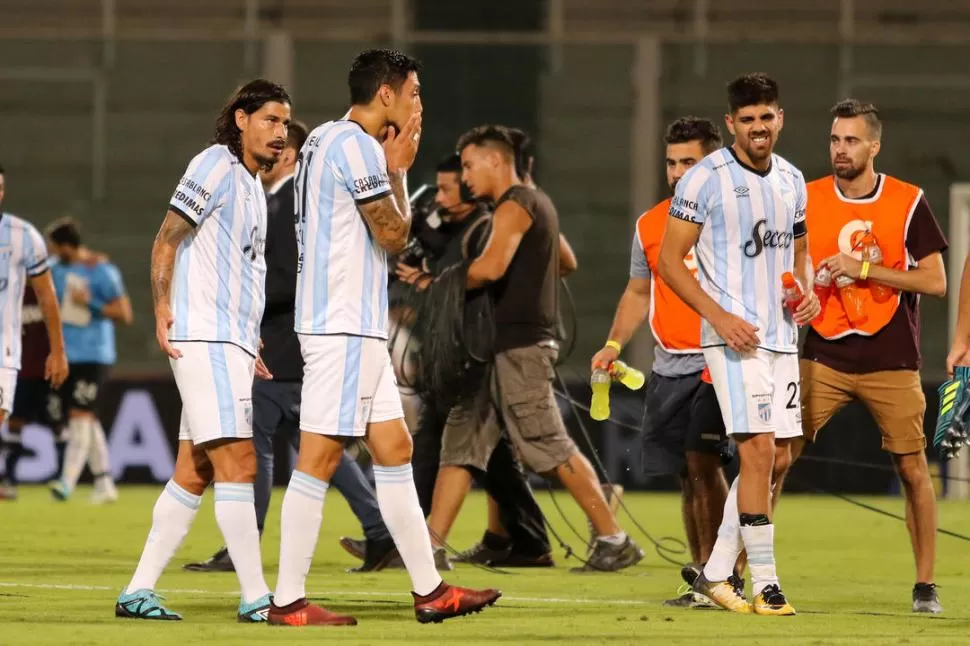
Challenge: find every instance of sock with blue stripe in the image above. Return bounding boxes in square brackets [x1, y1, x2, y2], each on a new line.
[374, 463, 442, 596]
[274, 470, 329, 607]
[214, 482, 270, 604]
[126, 480, 201, 593]
[740, 518, 779, 596]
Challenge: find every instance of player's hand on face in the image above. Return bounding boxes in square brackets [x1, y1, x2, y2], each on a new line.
[823, 252, 862, 281]
[383, 112, 422, 174]
[154, 304, 182, 359]
[713, 311, 760, 354]
[947, 339, 970, 377]
[792, 289, 821, 326]
[45, 350, 69, 389]
[591, 346, 620, 373]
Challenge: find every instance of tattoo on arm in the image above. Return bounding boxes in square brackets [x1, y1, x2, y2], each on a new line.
[357, 172, 412, 253]
[151, 211, 194, 308]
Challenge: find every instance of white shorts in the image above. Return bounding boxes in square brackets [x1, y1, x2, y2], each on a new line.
[298, 334, 403, 437]
[0, 368, 18, 415]
[702, 347, 802, 439]
[171, 342, 254, 445]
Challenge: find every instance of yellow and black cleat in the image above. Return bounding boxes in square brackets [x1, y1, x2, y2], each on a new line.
[753, 584, 796, 616]
[692, 572, 752, 614]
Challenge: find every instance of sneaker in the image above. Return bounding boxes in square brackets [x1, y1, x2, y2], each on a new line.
[413, 582, 501, 624]
[570, 536, 644, 573]
[238, 593, 272, 622]
[913, 583, 943, 614]
[452, 541, 511, 565]
[680, 563, 702, 586]
[490, 551, 555, 568]
[692, 572, 752, 614]
[90, 483, 119, 505]
[347, 537, 399, 573]
[115, 589, 182, 620]
[267, 598, 357, 626]
[586, 484, 624, 553]
[0, 484, 17, 501]
[663, 590, 696, 608]
[338, 537, 366, 560]
[49, 479, 70, 501]
[753, 584, 796, 616]
[183, 546, 235, 572]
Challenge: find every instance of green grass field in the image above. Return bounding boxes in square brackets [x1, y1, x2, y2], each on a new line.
[2, 487, 970, 645]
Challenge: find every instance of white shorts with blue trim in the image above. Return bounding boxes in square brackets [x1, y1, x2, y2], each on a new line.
[702, 347, 802, 439]
[298, 334, 403, 437]
[171, 341, 254, 445]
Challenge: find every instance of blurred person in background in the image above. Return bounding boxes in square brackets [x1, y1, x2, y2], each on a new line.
[46, 218, 133, 504]
[184, 119, 397, 574]
[0, 165, 70, 499]
[794, 99, 947, 614]
[591, 116, 733, 606]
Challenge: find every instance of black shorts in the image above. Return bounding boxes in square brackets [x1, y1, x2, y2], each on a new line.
[58, 363, 109, 413]
[12, 377, 63, 426]
[641, 371, 733, 478]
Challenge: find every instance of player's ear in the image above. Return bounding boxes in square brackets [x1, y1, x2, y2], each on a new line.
[776, 108, 785, 133]
[379, 84, 394, 108]
[870, 139, 881, 160]
[724, 113, 736, 136]
[234, 108, 249, 133]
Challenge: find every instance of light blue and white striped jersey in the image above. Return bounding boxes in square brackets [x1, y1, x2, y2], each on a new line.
[294, 120, 391, 339]
[168, 144, 267, 356]
[0, 213, 51, 370]
[669, 148, 807, 353]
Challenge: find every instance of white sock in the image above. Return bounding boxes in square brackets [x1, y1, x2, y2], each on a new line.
[274, 470, 328, 607]
[214, 483, 270, 604]
[61, 417, 94, 491]
[703, 476, 743, 582]
[598, 531, 628, 546]
[741, 523, 779, 595]
[87, 419, 114, 488]
[373, 464, 442, 596]
[126, 481, 201, 593]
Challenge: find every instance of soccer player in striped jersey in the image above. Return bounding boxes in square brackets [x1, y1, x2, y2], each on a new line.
[658, 73, 820, 616]
[115, 80, 291, 623]
[270, 49, 499, 627]
[0, 164, 69, 467]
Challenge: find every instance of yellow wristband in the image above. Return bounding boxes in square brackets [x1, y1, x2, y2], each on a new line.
[605, 340, 622, 353]
[860, 261, 871, 280]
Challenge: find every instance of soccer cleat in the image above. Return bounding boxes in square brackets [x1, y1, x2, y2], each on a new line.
[0, 484, 18, 501]
[680, 562, 703, 586]
[912, 583, 943, 614]
[728, 574, 746, 598]
[49, 479, 70, 501]
[934, 367, 970, 461]
[238, 593, 272, 622]
[570, 536, 644, 573]
[90, 484, 119, 505]
[452, 541, 511, 565]
[115, 589, 182, 621]
[338, 537, 366, 560]
[753, 584, 796, 616]
[346, 537, 399, 573]
[267, 598, 357, 626]
[664, 583, 720, 609]
[692, 572, 752, 614]
[413, 582, 501, 624]
[183, 546, 235, 572]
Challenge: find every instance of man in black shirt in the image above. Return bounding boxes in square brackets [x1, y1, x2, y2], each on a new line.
[184, 121, 395, 573]
[432, 125, 643, 572]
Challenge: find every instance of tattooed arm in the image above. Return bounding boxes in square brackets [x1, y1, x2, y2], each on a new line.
[356, 170, 412, 254]
[151, 210, 195, 359]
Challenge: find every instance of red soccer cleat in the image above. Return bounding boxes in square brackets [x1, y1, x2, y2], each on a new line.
[413, 582, 501, 624]
[267, 598, 357, 626]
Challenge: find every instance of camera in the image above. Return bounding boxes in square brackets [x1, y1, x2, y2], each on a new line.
[395, 183, 450, 269]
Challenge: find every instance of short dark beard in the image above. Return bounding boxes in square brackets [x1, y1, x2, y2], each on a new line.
[833, 163, 864, 180]
[253, 152, 278, 172]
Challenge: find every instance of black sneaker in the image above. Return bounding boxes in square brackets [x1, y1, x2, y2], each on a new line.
[452, 541, 511, 565]
[570, 536, 644, 573]
[182, 546, 234, 572]
[491, 551, 555, 568]
[912, 583, 943, 614]
[338, 537, 366, 560]
[347, 537, 399, 573]
[681, 563, 702, 586]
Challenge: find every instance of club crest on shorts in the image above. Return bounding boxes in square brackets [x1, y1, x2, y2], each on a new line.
[752, 393, 772, 424]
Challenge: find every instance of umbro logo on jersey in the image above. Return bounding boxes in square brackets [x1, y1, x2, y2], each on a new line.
[734, 186, 750, 197]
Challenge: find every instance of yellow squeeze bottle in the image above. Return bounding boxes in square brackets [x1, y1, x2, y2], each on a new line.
[590, 367, 612, 421]
[611, 360, 645, 391]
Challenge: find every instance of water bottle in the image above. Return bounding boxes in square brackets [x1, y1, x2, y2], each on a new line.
[835, 274, 868, 326]
[590, 367, 612, 421]
[611, 360, 646, 391]
[781, 272, 806, 324]
[813, 265, 832, 324]
[861, 237, 894, 304]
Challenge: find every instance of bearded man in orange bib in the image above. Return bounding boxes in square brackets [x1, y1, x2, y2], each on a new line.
[795, 99, 947, 614]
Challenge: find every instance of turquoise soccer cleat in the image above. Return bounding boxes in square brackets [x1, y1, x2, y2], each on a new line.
[115, 589, 182, 621]
[238, 593, 272, 623]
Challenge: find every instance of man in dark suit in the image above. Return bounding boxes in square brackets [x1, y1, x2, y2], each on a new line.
[185, 121, 396, 573]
